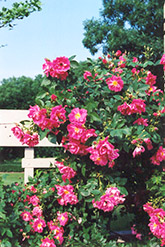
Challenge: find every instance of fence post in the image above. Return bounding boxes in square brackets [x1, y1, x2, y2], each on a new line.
[23, 148, 34, 184]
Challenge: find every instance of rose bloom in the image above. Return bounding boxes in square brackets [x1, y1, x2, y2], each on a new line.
[132, 57, 138, 63]
[32, 218, 46, 233]
[144, 138, 153, 150]
[68, 108, 87, 124]
[130, 99, 146, 114]
[83, 71, 98, 81]
[32, 206, 42, 218]
[118, 55, 126, 68]
[117, 102, 132, 115]
[132, 146, 145, 158]
[40, 237, 56, 247]
[30, 185, 37, 193]
[112, 67, 123, 74]
[106, 75, 124, 92]
[145, 71, 157, 86]
[80, 128, 97, 143]
[131, 68, 140, 76]
[133, 117, 148, 126]
[28, 105, 47, 128]
[57, 212, 69, 226]
[160, 54, 165, 71]
[56, 161, 76, 183]
[11, 126, 24, 141]
[87, 137, 119, 167]
[102, 58, 107, 64]
[55, 184, 78, 206]
[92, 187, 125, 212]
[50, 105, 66, 125]
[51, 94, 57, 101]
[150, 146, 165, 165]
[52, 56, 70, 73]
[115, 50, 122, 56]
[63, 138, 88, 156]
[54, 232, 64, 245]
[43, 56, 70, 80]
[67, 123, 85, 140]
[29, 195, 40, 206]
[20, 211, 32, 221]
[21, 133, 39, 147]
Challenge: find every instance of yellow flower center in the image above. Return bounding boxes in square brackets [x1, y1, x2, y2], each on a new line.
[112, 80, 118, 86]
[38, 223, 42, 228]
[61, 216, 65, 221]
[153, 223, 157, 228]
[149, 87, 153, 92]
[55, 229, 59, 234]
[75, 113, 81, 119]
[74, 127, 80, 133]
[64, 190, 69, 194]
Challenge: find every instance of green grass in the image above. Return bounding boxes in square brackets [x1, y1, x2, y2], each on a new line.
[0, 172, 24, 185]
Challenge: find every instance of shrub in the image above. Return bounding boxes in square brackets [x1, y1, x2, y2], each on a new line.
[3, 51, 165, 246]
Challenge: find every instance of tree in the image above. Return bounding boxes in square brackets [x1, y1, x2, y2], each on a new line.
[82, 0, 164, 61]
[0, 0, 42, 29]
[0, 75, 43, 109]
[0, 75, 46, 162]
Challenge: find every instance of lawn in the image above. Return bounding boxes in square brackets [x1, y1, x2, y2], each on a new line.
[0, 172, 24, 185]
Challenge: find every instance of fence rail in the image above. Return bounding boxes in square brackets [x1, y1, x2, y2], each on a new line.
[0, 109, 59, 183]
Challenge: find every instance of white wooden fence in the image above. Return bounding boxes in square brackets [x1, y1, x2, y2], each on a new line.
[0, 109, 60, 183]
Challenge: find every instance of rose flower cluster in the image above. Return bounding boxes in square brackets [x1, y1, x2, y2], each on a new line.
[11, 126, 39, 147]
[42, 56, 70, 81]
[143, 203, 165, 246]
[92, 187, 125, 212]
[62, 107, 97, 156]
[20, 162, 78, 246]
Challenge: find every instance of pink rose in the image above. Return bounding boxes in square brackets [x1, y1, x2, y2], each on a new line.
[20, 211, 32, 221]
[68, 108, 87, 124]
[133, 146, 145, 158]
[106, 75, 124, 92]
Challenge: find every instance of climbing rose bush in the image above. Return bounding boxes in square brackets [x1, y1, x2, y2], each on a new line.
[7, 52, 165, 246]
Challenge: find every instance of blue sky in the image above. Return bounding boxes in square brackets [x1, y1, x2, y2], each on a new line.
[0, 0, 103, 81]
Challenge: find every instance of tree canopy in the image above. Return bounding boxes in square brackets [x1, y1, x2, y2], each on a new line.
[0, 75, 43, 109]
[82, 0, 164, 61]
[0, 0, 42, 29]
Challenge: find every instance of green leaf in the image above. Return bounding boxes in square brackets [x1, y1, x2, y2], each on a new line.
[1, 241, 12, 247]
[69, 55, 76, 60]
[117, 186, 128, 196]
[35, 98, 44, 108]
[92, 190, 101, 195]
[85, 100, 98, 113]
[80, 189, 90, 197]
[152, 133, 161, 143]
[89, 112, 101, 122]
[143, 61, 154, 67]
[81, 166, 86, 177]
[0, 211, 6, 220]
[70, 60, 79, 69]
[41, 78, 51, 87]
[39, 129, 50, 141]
[6, 229, 13, 238]
[48, 133, 57, 144]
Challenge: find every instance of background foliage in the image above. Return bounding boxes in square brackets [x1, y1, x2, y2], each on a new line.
[82, 0, 164, 61]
